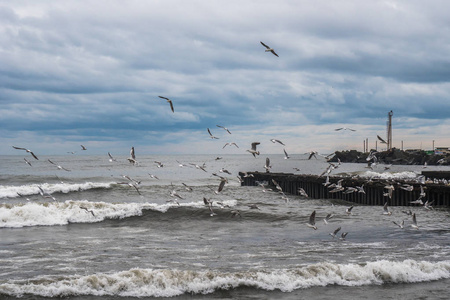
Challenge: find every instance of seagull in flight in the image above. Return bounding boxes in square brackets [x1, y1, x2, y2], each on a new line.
[223, 142, 239, 149]
[80, 145, 87, 150]
[270, 139, 285, 146]
[260, 41, 279, 57]
[392, 220, 405, 229]
[307, 210, 317, 230]
[335, 127, 356, 131]
[207, 128, 219, 139]
[216, 125, 231, 134]
[308, 151, 318, 160]
[377, 135, 387, 144]
[127, 147, 138, 165]
[247, 142, 260, 157]
[283, 149, 290, 159]
[382, 202, 392, 215]
[108, 152, 117, 162]
[411, 213, 419, 230]
[329, 226, 341, 238]
[24, 158, 32, 166]
[12, 146, 39, 160]
[48, 159, 71, 171]
[158, 96, 175, 113]
[323, 213, 334, 225]
[264, 157, 271, 173]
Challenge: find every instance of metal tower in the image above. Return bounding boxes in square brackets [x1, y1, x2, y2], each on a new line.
[386, 110, 393, 150]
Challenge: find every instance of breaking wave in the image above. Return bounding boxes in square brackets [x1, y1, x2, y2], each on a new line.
[1, 260, 449, 298]
[0, 182, 115, 199]
[0, 199, 238, 228]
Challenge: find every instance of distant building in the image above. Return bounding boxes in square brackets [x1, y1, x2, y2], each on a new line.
[435, 147, 450, 155]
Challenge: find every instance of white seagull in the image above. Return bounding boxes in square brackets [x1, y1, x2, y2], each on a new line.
[207, 128, 219, 139]
[329, 226, 341, 238]
[216, 125, 231, 134]
[48, 159, 71, 172]
[260, 41, 279, 57]
[108, 152, 117, 162]
[270, 139, 285, 145]
[283, 149, 290, 159]
[411, 213, 419, 230]
[24, 158, 32, 166]
[12, 146, 39, 160]
[247, 142, 260, 157]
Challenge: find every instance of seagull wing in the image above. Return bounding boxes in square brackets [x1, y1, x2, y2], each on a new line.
[271, 50, 279, 57]
[168, 100, 174, 113]
[260, 41, 270, 49]
[309, 210, 316, 226]
[158, 96, 170, 100]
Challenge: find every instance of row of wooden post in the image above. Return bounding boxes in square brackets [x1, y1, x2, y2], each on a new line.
[239, 172, 450, 207]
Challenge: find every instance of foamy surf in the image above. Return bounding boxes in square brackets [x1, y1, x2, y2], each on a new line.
[357, 171, 419, 180]
[0, 182, 115, 199]
[0, 199, 237, 228]
[0, 260, 448, 298]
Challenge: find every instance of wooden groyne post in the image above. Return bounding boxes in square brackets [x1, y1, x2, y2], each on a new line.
[239, 171, 450, 207]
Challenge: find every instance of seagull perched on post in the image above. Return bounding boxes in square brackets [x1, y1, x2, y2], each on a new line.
[158, 96, 174, 113]
[260, 41, 279, 57]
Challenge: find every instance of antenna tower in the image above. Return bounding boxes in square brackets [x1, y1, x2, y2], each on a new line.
[386, 110, 393, 150]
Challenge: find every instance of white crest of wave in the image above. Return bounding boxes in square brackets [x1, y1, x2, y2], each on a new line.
[0, 200, 166, 228]
[1, 260, 449, 297]
[358, 171, 419, 180]
[0, 182, 115, 199]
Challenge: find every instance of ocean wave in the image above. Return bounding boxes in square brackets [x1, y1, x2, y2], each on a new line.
[0, 199, 238, 228]
[0, 260, 449, 297]
[0, 182, 115, 199]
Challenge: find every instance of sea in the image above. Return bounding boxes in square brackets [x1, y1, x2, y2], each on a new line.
[0, 153, 449, 299]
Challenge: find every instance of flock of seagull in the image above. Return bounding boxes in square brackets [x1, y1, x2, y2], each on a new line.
[9, 41, 441, 238]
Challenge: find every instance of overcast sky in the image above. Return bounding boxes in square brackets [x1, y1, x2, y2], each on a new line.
[1, 0, 450, 156]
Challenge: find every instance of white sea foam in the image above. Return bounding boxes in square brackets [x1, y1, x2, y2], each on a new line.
[0, 182, 115, 199]
[0, 199, 237, 228]
[357, 171, 419, 180]
[0, 260, 449, 297]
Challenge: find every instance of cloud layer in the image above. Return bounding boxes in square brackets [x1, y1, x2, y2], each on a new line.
[1, 0, 450, 155]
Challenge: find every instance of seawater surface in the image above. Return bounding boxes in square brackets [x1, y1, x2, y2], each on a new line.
[0, 154, 449, 299]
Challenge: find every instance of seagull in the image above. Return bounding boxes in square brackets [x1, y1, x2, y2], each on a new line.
[204, 197, 217, 216]
[214, 179, 226, 194]
[48, 159, 71, 171]
[247, 142, 260, 157]
[117, 182, 141, 195]
[270, 139, 285, 146]
[298, 188, 308, 198]
[308, 151, 318, 160]
[38, 186, 56, 201]
[219, 167, 232, 175]
[182, 183, 193, 191]
[80, 145, 87, 150]
[323, 213, 334, 225]
[158, 96, 175, 113]
[377, 135, 387, 144]
[346, 205, 354, 215]
[272, 179, 283, 192]
[108, 152, 117, 162]
[207, 128, 219, 139]
[383, 202, 392, 215]
[335, 127, 356, 131]
[154, 161, 164, 168]
[127, 147, 138, 165]
[329, 226, 341, 238]
[12, 146, 39, 160]
[392, 220, 405, 229]
[176, 160, 190, 168]
[340, 232, 348, 240]
[264, 157, 271, 173]
[148, 174, 160, 180]
[170, 189, 184, 199]
[80, 206, 95, 217]
[423, 200, 434, 210]
[241, 172, 254, 178]
[190, 163, 208, 172]
[223, 142, 239, 149]
[307, 210, 317, 230]
[216, 125, 231, 134]
[283, 149, 290, 159]
[24, 158, 32, 166]
[260, 41, 279, 57]
[411, 213, 419, 230]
